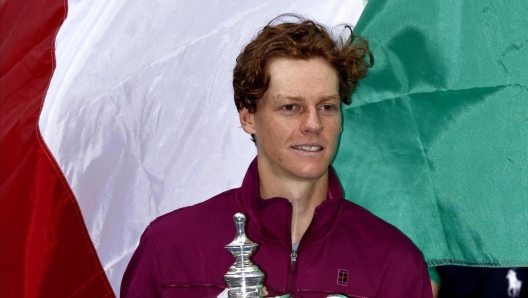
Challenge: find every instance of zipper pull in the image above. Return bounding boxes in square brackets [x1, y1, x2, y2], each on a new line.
[290, 250, 297, 272]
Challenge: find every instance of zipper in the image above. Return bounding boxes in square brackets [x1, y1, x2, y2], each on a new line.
[286, 204, 317, 295]
[290, 250, 297, 271]
[286, 202, 297, 293]
[286, 248, 298, 295]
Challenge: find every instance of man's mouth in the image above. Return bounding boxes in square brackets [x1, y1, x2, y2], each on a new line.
[292, 145, 323, 152]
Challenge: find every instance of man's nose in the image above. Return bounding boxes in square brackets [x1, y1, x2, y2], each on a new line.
[301, 108, 323, 134]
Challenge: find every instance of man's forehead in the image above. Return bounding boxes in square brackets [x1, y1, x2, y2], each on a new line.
[266, 57, 338, 83]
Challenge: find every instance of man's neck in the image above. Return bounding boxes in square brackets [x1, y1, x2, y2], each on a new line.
[258, 165, 329, 244]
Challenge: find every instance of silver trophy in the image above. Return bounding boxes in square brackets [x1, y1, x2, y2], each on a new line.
[224, 213, 265, 297]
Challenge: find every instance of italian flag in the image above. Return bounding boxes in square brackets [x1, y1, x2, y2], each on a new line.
[1, 0, 526, 297]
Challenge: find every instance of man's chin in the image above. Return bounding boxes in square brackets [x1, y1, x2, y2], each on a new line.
[289, 166, 329, 181]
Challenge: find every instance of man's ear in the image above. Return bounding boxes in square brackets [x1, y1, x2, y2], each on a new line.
[239, 108, 256, 135]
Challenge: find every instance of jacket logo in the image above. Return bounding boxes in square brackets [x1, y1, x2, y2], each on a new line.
[337, 269, 349, 286]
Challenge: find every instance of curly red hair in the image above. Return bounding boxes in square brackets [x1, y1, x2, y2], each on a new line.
[233, 14, 373, 112]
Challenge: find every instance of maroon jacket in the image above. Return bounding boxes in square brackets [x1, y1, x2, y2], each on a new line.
[121, 159, 432, 297]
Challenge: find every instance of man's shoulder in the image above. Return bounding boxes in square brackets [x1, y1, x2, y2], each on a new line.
[339, 200, 424, 259]
[333, 200, 428, 296]
[146, 188, 240, 238]
[126, 189, 240, 293]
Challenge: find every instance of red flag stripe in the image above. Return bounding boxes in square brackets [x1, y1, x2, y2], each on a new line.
[0, 0, 114, 296]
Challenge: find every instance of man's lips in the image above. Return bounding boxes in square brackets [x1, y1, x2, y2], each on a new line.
[291, 145, 324, 152]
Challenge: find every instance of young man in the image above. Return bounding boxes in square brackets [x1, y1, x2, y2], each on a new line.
[121, 16, 432, 298]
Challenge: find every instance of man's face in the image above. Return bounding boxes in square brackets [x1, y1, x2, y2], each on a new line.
[240, 57, 342, 182]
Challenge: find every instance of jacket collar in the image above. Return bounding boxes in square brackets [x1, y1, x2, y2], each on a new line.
[237, 157, 344, 249]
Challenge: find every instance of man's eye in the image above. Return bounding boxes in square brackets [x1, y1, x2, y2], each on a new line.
[322, 105, 335, 111]
[283, 104, 295, 111]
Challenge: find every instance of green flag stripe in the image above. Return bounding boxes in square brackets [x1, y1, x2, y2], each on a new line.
[335, 0, 528, 266]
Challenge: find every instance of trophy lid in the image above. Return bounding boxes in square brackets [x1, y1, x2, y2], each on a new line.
[225, 213, 256, 248]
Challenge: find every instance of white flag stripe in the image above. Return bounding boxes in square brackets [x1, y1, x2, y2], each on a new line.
[40, 0, 367, 293]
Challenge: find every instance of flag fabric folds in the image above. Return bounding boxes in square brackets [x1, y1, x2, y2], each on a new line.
[0, 0, 114, 297]
[334, 0, 528, 267]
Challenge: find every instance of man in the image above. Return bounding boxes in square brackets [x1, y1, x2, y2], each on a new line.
[121, 15, 432, 297]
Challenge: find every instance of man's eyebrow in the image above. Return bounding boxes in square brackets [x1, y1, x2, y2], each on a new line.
[320, 94, 340, 101]
[275, 94, 305, 101]
[275, 94, 340, 101]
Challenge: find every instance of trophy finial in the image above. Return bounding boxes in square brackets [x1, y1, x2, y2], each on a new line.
[226, 213, 252, 247]
[233, 213, 246, 239]
[233, 212, 245, 223]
